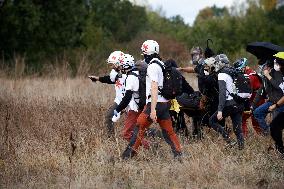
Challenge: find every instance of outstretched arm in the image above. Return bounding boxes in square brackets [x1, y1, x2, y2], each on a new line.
[88, 75, 115, 84]
[177, 66, 195, 73]
[99, 75, 115, 84]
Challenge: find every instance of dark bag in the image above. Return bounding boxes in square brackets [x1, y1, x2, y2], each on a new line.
[176, 91, 201, 109]
[127, 61, 148, 110]
[151, 60, 183, 99]
[221, 67, 252, 104]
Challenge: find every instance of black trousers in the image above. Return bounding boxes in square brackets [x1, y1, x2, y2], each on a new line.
[270, 112, 284, 150]
[105, 103, 118, 136]
[209, 104, 244, 144]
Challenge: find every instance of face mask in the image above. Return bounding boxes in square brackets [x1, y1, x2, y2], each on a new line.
[204, 70, 209, 75]
[143, 54, 152, 64]
[274, 63, 280, 71]
[192, 54, 200, 65]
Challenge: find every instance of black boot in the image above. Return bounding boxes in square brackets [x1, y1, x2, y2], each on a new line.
[275, 145, 284, 159]
[122, 146, 136, 160]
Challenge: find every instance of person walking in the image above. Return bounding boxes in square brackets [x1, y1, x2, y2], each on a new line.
[112, 54, 150, 148]
[268, 52, 284, 157]
[209, 54, 245, 150]
[233, 58, 264, 137]
[88, 51, 126, 137]
[122, 40, 182, 159]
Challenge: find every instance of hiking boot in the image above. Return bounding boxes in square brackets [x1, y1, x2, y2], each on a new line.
[173, 152, 183, 163]
[238, 141, 245, 150]
[122, 146, 136, 160]
[192, 128, 203, 140]
[275, 146, 284, 159]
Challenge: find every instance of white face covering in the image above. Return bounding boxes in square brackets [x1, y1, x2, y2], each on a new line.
[204, 70, 209, 75]
[274, 63, 280, 71]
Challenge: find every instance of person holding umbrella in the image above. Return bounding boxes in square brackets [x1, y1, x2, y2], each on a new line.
[253, 58, 284, 135]
[268, 52, 284, 157]
[246, 42, 284, 135]
[246, 42, 284, 60]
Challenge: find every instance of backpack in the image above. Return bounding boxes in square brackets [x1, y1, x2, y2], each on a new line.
[151, 59, 183, 99]
[176, 91, 201, 109]
[126, 61, 148, 110]
[221, 67, 252, 104]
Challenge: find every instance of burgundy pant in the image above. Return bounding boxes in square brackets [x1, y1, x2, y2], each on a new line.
[242, 112, 262, 137]
[123, 110, 150, 149]
[131, 103, 182, 155]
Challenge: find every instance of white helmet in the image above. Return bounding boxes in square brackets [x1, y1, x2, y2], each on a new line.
[107, 51, 125, 67]
[141, 40, 159, 55]
[120, 54, 135, 70]
[214, 54, 230, 72]
[204, 57, 216, 71]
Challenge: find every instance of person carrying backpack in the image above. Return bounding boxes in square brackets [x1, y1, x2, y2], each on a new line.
[233, 58, 264, 137]
[88, 51, 126, 137]
[209, 54, 246, 150]
[122, 40, 182, 159]
[166, 59, 195, 137]
[201, 57, 225, 128]
[268, 52, 284, 158]
[111, 54, 150, 148]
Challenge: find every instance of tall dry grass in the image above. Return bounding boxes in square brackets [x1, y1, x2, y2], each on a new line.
[0, 77, 283, 189]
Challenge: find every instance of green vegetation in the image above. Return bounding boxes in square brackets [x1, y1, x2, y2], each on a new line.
[0, 0, 283, 76]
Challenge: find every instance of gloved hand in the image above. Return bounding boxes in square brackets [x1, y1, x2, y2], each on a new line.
[113, 109, 118, 117]
[112, 111, 121, 122]
[88, 76, 99, 82]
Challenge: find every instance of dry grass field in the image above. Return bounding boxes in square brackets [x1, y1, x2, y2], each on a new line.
[0, 76, 283, 189]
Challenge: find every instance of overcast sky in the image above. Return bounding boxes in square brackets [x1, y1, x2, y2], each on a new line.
[131, 0, 246, 25]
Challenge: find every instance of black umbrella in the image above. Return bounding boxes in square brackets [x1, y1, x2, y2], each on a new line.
[204, 39, 215, 58]
[246, 42, 284, 60]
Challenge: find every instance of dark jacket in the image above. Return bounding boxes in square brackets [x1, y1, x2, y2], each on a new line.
[254, 69, 283, 105]
[99, 75, 115, 84]
[182, 76, 194, 95]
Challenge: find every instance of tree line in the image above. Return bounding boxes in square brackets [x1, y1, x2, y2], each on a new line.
[0, 0, 283, 75]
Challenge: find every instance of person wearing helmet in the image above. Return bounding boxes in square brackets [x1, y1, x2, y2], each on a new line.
[178, 47, 219, 137]
[88, 51, 127, 137]
[200, 57, 226, 127]
[253, 55, 284, 135]
[165, 59, 195, 136]
[209, 54, 245, 150]
[268, 52, 284, 157]
[111, 54, 150, 148]
[233, 58, 264, 137]
[122, 40, 182, 159]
